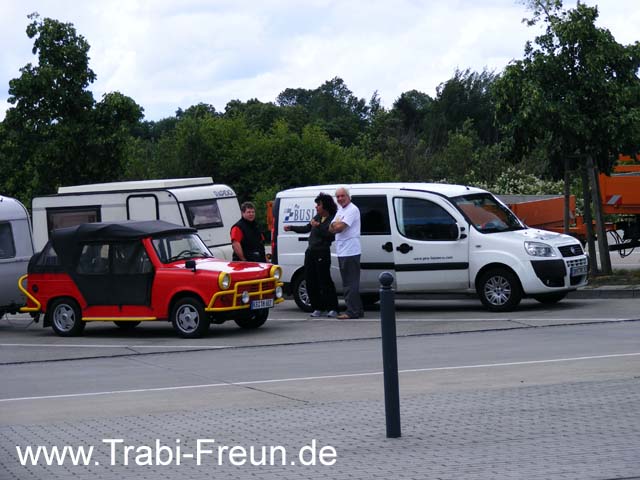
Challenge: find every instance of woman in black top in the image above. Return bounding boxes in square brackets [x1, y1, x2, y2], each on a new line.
[284, 193, 339, 317]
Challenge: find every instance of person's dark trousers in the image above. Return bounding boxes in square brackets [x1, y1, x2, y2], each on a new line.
[305, 249, 338, 312]
[338, 254, 363, 318]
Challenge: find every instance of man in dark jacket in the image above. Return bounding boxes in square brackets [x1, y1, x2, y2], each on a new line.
[230, 202, 266, 262]
[284, 193, 339, 317]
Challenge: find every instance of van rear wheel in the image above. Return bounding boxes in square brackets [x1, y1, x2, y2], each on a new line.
[477, 268, 522, 312]
[292, 273, 313, 312]
[50, 298, 85, 337]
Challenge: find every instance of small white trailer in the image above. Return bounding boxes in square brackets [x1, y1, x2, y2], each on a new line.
[0, 195, 34, 315]
[32, 178, 241, 259]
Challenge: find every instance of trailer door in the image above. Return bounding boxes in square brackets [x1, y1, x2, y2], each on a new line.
[127, 195, 159, 221]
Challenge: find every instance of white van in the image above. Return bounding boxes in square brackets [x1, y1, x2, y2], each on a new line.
[0, 195, 35, 315]
[32, 178, 241, 259]
[273, 183, 589, 312]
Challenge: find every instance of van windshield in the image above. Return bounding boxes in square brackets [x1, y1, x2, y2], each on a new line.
[152, 233, 213, 263]
[451, 193, 525, 234]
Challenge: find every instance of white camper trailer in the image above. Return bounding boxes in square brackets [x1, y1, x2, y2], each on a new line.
[0, 195, 34, 315]
[32, 178, 241, 259]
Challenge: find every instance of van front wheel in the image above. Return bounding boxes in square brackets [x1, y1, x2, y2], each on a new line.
[292, 273, 313, 312]
[477, 268, 522, 312]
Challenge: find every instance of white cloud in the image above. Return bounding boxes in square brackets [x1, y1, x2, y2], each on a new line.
[1, 0, 637, 121]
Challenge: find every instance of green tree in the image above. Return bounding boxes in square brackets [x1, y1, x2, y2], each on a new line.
[493, 1, 640, 274]
[1, 14, 143, 201]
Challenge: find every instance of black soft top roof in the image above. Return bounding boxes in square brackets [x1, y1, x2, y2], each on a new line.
[50, 221, 195, 267]
[52, 220, 195, 245]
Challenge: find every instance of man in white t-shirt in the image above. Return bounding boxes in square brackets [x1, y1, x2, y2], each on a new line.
[329, 187, 363, 319]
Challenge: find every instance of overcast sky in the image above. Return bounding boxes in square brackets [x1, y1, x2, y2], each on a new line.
[1, 0, 638, 121]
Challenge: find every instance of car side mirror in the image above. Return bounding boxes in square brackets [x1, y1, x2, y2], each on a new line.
[185, 260, 196, 272]
[459, 225, 467, 240]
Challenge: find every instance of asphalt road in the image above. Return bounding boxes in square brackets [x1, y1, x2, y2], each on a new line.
[1, 297, 639, 424]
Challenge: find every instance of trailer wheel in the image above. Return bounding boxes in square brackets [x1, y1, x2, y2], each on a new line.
[477, 268, 522, 312]
[50, 298, 85, 337]
[292, 272, 313, 312]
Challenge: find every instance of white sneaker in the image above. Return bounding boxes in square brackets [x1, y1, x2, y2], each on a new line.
[326, 310, 338, 318]
[310, 310, 325, 317]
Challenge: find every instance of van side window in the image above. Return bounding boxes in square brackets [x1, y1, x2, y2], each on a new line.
[77, 243, 110, 275]
[352, 195, 390, 235]
[184, 200, 223, 228]
[394, 197, 458, 241]
[0, 222, 16, 259]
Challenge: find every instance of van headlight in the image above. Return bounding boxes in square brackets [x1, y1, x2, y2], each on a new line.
[524, 241, 557, 257]
[218, 272, 231, 289]
[270, 265, 282, 280]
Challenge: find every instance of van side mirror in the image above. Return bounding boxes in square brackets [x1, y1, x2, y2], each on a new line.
[459, 225, 467, 240]
[185, 260, 196, 272]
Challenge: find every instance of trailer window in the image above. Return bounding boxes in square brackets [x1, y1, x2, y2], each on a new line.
[184, 200, 223, 228]
[47, 207, 100, 234]
[0, 223, 16, 259]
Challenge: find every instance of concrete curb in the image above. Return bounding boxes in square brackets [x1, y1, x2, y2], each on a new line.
[569, 286, 640, 299]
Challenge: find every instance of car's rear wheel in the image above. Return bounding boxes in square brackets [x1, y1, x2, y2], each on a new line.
[114, 321, 141, 330]
[50, 298, 85, 337]
[533, 292, 567, 304]
[235, 309, 269, 329]
[292, 273, 313, 312]
[477, 268, 522, 312]
[171, 297, 209, 338]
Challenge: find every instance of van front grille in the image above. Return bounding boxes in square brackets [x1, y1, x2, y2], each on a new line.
[558, 244, 583, 257]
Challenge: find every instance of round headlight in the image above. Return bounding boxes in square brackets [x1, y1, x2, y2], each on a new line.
[218, 272, 231, 289]
[275, 285, 283, 299]
[241, 290, 250, 304]
[270, 265, 282, 280]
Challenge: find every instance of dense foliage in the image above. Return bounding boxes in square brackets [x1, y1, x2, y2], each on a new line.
[1, 3, 638, 243]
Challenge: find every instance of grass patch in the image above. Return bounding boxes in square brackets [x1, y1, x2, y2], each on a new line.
[588, 269, 640, 286]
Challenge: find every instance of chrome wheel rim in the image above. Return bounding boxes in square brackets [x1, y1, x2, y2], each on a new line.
[53, 304, 76, 332]
[176, 304, 199, 332]
[299, 279, 311, 308]
[484, 275, 512, 306]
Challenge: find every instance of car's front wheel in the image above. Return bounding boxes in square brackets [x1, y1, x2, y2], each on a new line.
[171, 297, 210, 338]
[50, 298, 85, 337]
[477, 268, 522, 312]
[235, 309, 269, 329]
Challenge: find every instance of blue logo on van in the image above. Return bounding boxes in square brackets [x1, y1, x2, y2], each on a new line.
[284, 204, 314, 223]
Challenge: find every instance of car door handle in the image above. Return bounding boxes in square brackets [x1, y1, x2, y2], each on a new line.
[396, 243, 413, 254]
[382, 241, 393, 252]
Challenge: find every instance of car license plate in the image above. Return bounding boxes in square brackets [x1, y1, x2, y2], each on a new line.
[251, 298, 274, 310]
[570, 265, 588, 276]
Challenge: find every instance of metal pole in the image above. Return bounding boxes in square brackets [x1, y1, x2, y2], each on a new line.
[379, 271, 401, 438]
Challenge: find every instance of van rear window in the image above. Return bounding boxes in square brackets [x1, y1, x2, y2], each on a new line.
[184, 200, 223, 228]
[0, 223, 16, 259]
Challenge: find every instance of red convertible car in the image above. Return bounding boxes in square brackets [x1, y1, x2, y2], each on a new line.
[19, 221, 283, 338]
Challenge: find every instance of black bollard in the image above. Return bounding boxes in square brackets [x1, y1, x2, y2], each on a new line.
[379, 271, 401, 438]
